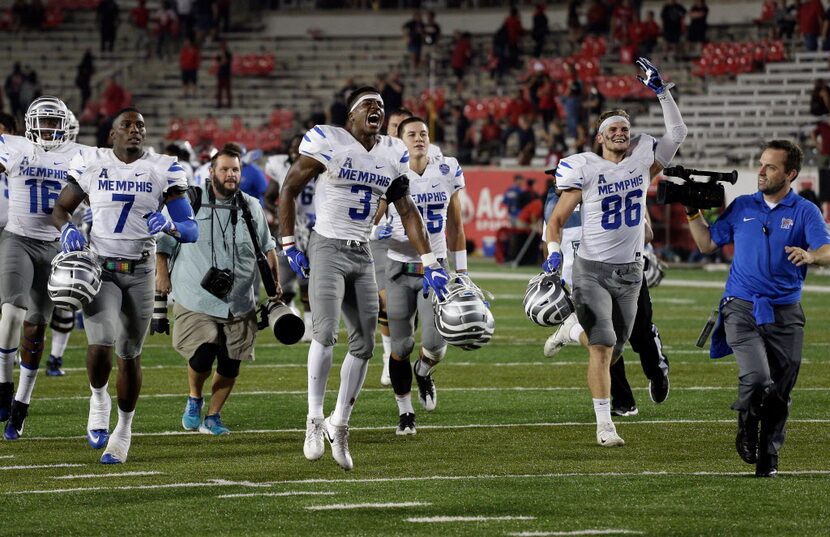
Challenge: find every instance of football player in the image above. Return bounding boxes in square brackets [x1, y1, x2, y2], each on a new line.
[543, 58, 686, 447]
[0, 97, 96, 439]
[279, 87, 449, 470]
[384, 116, 468, 435]
[52, 107, 198, 463]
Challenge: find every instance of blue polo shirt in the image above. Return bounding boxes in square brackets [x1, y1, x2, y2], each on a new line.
[710, 189, 830, 304]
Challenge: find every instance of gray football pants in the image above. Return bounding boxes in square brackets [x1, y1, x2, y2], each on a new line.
[307, 231, 378, 360]
[0, 231, 59, 325]
[385, 258, 447, 360]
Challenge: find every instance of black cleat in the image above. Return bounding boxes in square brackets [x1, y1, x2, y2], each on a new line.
[396, 412, 416, 436]
[648, 372, 670, 404]
[3, 400, 29, 440]
[414, 364, 437, 412]
[736, 413, 759, 465]
[0, 382, 13, 422]
[611, 405, 639, 417]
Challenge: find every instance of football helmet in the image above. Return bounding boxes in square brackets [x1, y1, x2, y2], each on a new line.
[432, 273, 494, 351]
[523, 272, 575, 327]
[47, 250, 102, 312]
[25, 96, 70, 150]
[644, 249, 667, 288]
[65, 109, 79, 143]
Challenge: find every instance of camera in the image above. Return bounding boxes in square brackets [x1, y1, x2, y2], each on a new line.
[656, 165, 739, 209]
[257, 301, 305, 345]
[200, 266, 234, 298]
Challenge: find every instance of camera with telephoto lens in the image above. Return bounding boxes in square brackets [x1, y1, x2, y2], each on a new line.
[200, 266, 234, 298]
[257, 301, 305, 345]
[656, 165, 739, 209]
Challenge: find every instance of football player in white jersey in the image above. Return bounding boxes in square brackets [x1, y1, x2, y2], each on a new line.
[279, 86, 449, 470]
[0, 112, 18, 236]
[544, 58, 687, 447]
[0, 96, 96, 439]
[52, 107, 198, 464]
[384, 116, 468, 435]
[264, 135, 315, 341]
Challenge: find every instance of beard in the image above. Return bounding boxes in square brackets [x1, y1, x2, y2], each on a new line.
[211, 176, 239, 199]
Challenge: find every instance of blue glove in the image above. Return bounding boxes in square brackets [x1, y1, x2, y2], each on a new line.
[377, 223, 393, 240]
[283, 246, 310, 279]
[542, 251, 562, 275]
[146, 211, 173, 235]
[60, 223, 86, 252]
[635, 57, 672, 95]
[305, 213, 316, 230]
[422, 266, 449, 300]
[82, 207, 93, 224]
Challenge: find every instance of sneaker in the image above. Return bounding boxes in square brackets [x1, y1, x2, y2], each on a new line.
[100, 427, 131, 464]
[414, 364, 437, 412]
[544, 312, 579, 358]
[0, 382, 13, 422]
[380, 354, 391, 386]
[648, 372, 670, 404]
[303, 416, 325, 461]
[181, 397, 203, 431]
[736, 413, 759, 465]
[396, 412, 416, 436]
[3, 401, 28, 440]
[755, 453, 779, 478]
[596, 425, 625, 447]
[199, 414, 230, 436]
[324, 416, 353, 470]
[87, 429, 109, 449]
[45, 355, 65, 377]
[611, 405, 639, 417]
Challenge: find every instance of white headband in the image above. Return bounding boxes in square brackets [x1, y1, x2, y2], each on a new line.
[598, 115, 631, 135]
[350, 93, 384, 113]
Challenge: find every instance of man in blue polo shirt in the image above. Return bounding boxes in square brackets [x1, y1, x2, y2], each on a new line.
[687, 139, 830, 477]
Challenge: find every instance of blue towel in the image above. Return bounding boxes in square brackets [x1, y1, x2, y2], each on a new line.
[709, 296, 776, 359]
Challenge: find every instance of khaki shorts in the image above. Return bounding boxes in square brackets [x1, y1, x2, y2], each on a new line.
[172, 303, 258, 361]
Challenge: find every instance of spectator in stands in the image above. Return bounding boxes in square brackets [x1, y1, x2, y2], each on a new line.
[216, 0, 232, 34]
[573, 123, 590, 153]
[514, 115, 537, 166]
[101, 77, 127, 118]
[635, 10, 661, 56]
[130, 0, 151, 58]
[756, 0, 778, 38]
[380, 71, 404, 117]
[775, 1, 797, 39]
[567, 0, 583, 45]
[585, 83, 605, 128]
[10, 0, 25, 32]
[216, 40, 233, 109]
[4, 63, 24, 122]
[25, 0, 46, 30]
[451, 31, 473, 83]
[813, 118, 830, 170]
[97, 0, 121, 54]
[503, 6, 524, 69]
[94, 112, 113, 148]
[661, 0, 687, 57]
[451, 104, 474, 165]
[479, 114, 503, 164]
[798, 181, 822, 207]
[175, 0, 194, 40]
[18, 68, 41, 114]
[327, 92, 348, 127]
[519, 177, 541, 209]
[531, 3, 549, 58]
[612, 0, 637, 46]
[75, 51, 95, 112]
[809, 79, 830, 116]
[402, 10, 424, 70]
[797, 0, 825, 51]
[585, 0, 610, 36]
[154, 1, 177, 60]
[563, 63, 583, 139]
[423, 10, 441, 62]
[687, 0, 709, 51]
[537, 75, 559, 131]
[507, 88, 534, 130]
[339, 77, 358, 101]
[822, 3, 830, 50]
[503, 175, 524, 226]
[544, 120, 568, 169]
[180, 38, 201, 98]
[306, 100, 326, 129]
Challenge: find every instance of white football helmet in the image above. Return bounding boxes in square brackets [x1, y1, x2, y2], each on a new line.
[65, 109, 79, 143]
[48, 250, 102, 312]
[432, 273, 494, 351]
[25, 96, 70, 150]
[523, 272, 575, 327]
[644, 249, 666, 288]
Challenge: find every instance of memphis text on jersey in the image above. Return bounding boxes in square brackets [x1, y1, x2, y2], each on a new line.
[597, 173, 644, 196]
[97, 171, 154, 193]
[338, 156, 391, 188]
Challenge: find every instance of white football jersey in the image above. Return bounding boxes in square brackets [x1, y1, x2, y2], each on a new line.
[0, 172, 8, 228]
[387, 156, 465, 263]
[0, 135, 94, 241]
[193, 162, 210, 188]
[299, 125, 409, 242]
[70, 149, 188, 259]
[555, 134, 655, 264]
[265, 154, 316, 221]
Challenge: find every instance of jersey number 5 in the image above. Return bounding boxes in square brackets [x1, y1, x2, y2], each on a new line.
[601, 190, 642, 230]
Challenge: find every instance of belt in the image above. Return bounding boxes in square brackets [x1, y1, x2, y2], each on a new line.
[339, 239, 366, 248]
[101, 251, 151, 274]
[400, 259, 445, 277]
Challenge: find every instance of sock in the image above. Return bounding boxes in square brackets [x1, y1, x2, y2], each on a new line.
[88, 383, 112, 431]
[414, 357, 435, 377]
[330, 353, 368, 426]
[381, 334, 391, 358]
[593, 398, 613, 429]
[570, 321, 585, 343]
[0, 350, 14, 383]
[15, 362, 39, 404]
[307, 340, 333, 418]
[50, 331, 71, 361]
[114, 407, 135, 434]
[396, 393, 414, 415]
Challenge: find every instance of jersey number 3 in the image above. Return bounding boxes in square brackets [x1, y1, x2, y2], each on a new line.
[348, 185, 372, 221]
[601, 190, 642, 230]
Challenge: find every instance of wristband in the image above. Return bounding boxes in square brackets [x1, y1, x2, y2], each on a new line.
[452, 249, 467, 271]
[687, 211, 702, 222]
[280, 235, 296, 247]
[547, 241, 561, 254]
[420, 252, 439, 268]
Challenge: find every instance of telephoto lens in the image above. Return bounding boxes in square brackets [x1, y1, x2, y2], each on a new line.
[151, 293, 170, 335]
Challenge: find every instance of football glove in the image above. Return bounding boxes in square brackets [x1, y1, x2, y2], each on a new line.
[146, 211, 173, 235]
[542, 251, 562, 275]
[60, 223, 86, 252]
[283, 246, 310, 279]
[422, 265, 449, 300]
[635, 57, 673, 95]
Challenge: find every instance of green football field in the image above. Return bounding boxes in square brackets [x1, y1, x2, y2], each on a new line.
[1, 261, 829, 537]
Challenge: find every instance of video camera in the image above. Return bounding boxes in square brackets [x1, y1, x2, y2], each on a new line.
[656, 166, 738, 209]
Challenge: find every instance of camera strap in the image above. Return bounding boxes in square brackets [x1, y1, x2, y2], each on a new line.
[237, 194, 278, 298]
[208, 183, 236, 277]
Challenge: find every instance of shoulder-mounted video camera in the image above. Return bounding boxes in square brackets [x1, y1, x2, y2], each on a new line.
[656, 165, 738, 209]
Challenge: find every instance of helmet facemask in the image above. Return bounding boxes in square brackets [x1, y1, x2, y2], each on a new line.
[25, 96, 70, 150]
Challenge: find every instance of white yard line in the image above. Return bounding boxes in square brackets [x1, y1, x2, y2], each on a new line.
[407, 516, 535, 523]
[0, 463, 85, 471]
[508, 530, 644, 536]
[305, 502, 431, 511]
[218, 491, 337, 498]
[0, 455, 14, 459]
[52, 471, 163, 480]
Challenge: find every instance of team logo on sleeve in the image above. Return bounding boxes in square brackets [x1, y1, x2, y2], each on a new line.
[439, 163, 450, 175]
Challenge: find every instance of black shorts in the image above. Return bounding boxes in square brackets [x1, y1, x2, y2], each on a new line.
[181, 69, 198, 85]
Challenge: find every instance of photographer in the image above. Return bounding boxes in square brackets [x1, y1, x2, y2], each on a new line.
[155, 143, 281, 436]
[687, 140, 830, 477]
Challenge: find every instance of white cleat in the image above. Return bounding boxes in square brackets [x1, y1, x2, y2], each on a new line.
[380, 354, 391, 386]
[303, 416, 325, 461]
[544, 312, 579, 358]
[596, 426, 625, 447]
[100, 427, 132, 464]
[324, 417, 353, 470]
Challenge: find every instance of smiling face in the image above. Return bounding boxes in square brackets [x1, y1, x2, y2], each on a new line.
[110, 111, 146, 154]
[400, 120, 429, 158]
[597, 121, 630, 156]
[757, 148, 796, 199]
[348, 93, 385, 136]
